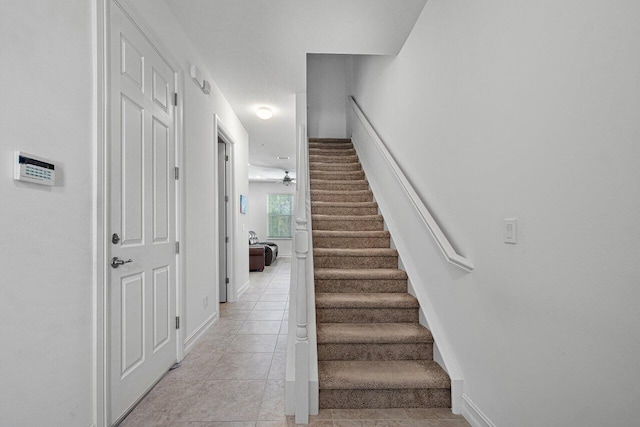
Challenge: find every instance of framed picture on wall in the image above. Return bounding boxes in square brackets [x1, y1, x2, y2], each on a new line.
[240, 194, 247, 214]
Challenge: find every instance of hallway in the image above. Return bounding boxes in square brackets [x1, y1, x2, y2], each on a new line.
[121, 258, 469, 426]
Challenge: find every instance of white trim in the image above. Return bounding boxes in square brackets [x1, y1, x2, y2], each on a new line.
[94, 1, 184, 425]
[214, 115, 237, 302]
[183, 312, 218, 353]
[236, 279, 251, 298]
[462, 394, 495, 427]
[349, 97, 473, 272]
[92, 2, 108, 425]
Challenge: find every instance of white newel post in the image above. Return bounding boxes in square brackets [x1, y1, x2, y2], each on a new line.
[294, 125, 309, 424]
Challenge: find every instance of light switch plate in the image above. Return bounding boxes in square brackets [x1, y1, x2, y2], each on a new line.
[504, 218, 517, 244]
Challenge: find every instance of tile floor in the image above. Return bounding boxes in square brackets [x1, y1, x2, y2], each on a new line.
[121, 258, 469, 427]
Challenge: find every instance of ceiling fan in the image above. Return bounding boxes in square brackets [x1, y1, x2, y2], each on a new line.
[270, 170, 296, 186]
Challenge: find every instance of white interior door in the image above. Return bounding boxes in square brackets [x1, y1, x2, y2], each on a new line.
[108, 2, 177, 423]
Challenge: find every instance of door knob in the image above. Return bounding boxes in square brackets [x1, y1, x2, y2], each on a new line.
[111, 257, 133, 268]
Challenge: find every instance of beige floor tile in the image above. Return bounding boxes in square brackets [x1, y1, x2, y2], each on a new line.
[228, 334, 278, 353]
[221, 301, 257, 311]
[208, 352, 274, 380]
[268, 351, 286, 380]
[178, 380, 266, 422]
[275, 335, 287, 353]
[258, 294, 289, 302]
[262, 288, 290, 295]
[208, 319, 246, 335]
[404, 409, 464, 420]
[254, 301, 288, 310]
[179, 422, 257, 427]
[258, 380, 286, 421]
[238, 320, 282, 334]
[221, 310, 253, 321]
[248, 310, 285, 321]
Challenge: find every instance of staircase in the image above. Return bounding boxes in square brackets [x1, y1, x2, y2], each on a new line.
[309, 138, 452, 409]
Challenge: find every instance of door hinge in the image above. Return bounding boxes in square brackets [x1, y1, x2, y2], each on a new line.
[175, 242, 180, 254]
[225, 277, 230, 284]
[225, 236, 229, 243]
[224, 195, 229, 202]
[174, 166, 179, 180]
[225, 155, 229, 161]
[173, 93, 178, 106]
[175, 316, 180, 329]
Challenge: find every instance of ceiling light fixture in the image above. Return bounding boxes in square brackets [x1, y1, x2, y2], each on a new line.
[277, 156, 290, 160]
[256, 107, 273, 120]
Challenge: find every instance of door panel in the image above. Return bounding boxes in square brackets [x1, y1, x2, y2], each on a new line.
[109, 2, 176, 423]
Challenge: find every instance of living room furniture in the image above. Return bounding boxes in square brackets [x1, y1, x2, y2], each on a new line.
[249, 245, 265, 271]
[248, 231, 279, 266]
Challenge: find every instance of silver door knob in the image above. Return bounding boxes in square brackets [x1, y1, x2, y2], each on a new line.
[111, 257, 133, 268]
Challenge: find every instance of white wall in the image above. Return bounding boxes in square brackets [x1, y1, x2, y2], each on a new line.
[248, 182, 296, 257]
[0, 1, 249, 425]
[0, 1, 94, 426]
[307, 54, 349, 139]
[129, 0, 250, 340]
[347, 1, 640, 426]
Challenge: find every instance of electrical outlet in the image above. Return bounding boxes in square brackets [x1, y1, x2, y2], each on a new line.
[203, 295, 208, 308]
[504, 218, 517, 244]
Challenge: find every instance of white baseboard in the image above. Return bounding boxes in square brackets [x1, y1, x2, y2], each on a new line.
[183, 312, 218, 354]
[237, 279, 251, 298]
[462, 394, 495, 427]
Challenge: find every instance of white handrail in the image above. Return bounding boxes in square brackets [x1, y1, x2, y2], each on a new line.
[350, 96, 474, 272]
[293, 124, 310, 423]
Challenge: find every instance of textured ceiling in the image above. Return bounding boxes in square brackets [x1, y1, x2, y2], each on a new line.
[165, 0, 427, 173]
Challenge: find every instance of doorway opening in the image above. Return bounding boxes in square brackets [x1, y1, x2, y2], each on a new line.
[216, 117, 235, 303]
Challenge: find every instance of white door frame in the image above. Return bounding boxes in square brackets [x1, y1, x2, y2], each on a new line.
[214, 115, 237, 302]
[93, 0, 185, 425]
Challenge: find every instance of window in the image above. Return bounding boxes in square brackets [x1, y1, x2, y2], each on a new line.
[267, 194, 293, 238]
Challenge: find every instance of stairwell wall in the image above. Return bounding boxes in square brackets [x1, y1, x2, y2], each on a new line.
[346, 1, 640, 426]
[307, 54, 349, 139]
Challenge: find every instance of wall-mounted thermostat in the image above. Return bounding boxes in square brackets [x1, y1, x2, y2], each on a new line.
[14, 151, 56, 186]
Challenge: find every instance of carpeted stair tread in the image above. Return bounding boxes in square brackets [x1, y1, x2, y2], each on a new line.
[314, 268, 408, 280]
[310, 190, 373, 202]
[309, 155, 359, 163]
[310, 180, 370, 191]
[310, 171, 365, 180]
[309, 138, 352, 143]
[309, 148, 357, 156]
[314, 248, 398, 257]
[315, 292, 418, 309]
[318, 360, 450, 390]
[312, 214, 382, 222]
[310, 162, 362, 172]
[312, 230, 389, 238]
[318, 323, 432, 344]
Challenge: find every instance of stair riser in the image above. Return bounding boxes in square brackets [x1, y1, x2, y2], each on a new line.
[315, 279, 407, 293]
[313, 219, 383, 231]
[314, 255, 397, 269]
[316, 308, 418, 323]
[310, 192, 373, 203]
[311, 206, 379, 216]
[311, 182, 369, 191]
[319, 389, 451, 409]
[310, 163, 361, 172]
[309, 155, 359, 163]
[318, 343, 433, 361]
[309, 149, 357, 156]
[313, 236, 390, 248]
[309, 143, 354, 150]
[310, 171, 365, 181]
[309, 138, 352, 143]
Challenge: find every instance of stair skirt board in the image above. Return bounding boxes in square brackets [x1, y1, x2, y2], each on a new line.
[310, 138, 452, 411]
